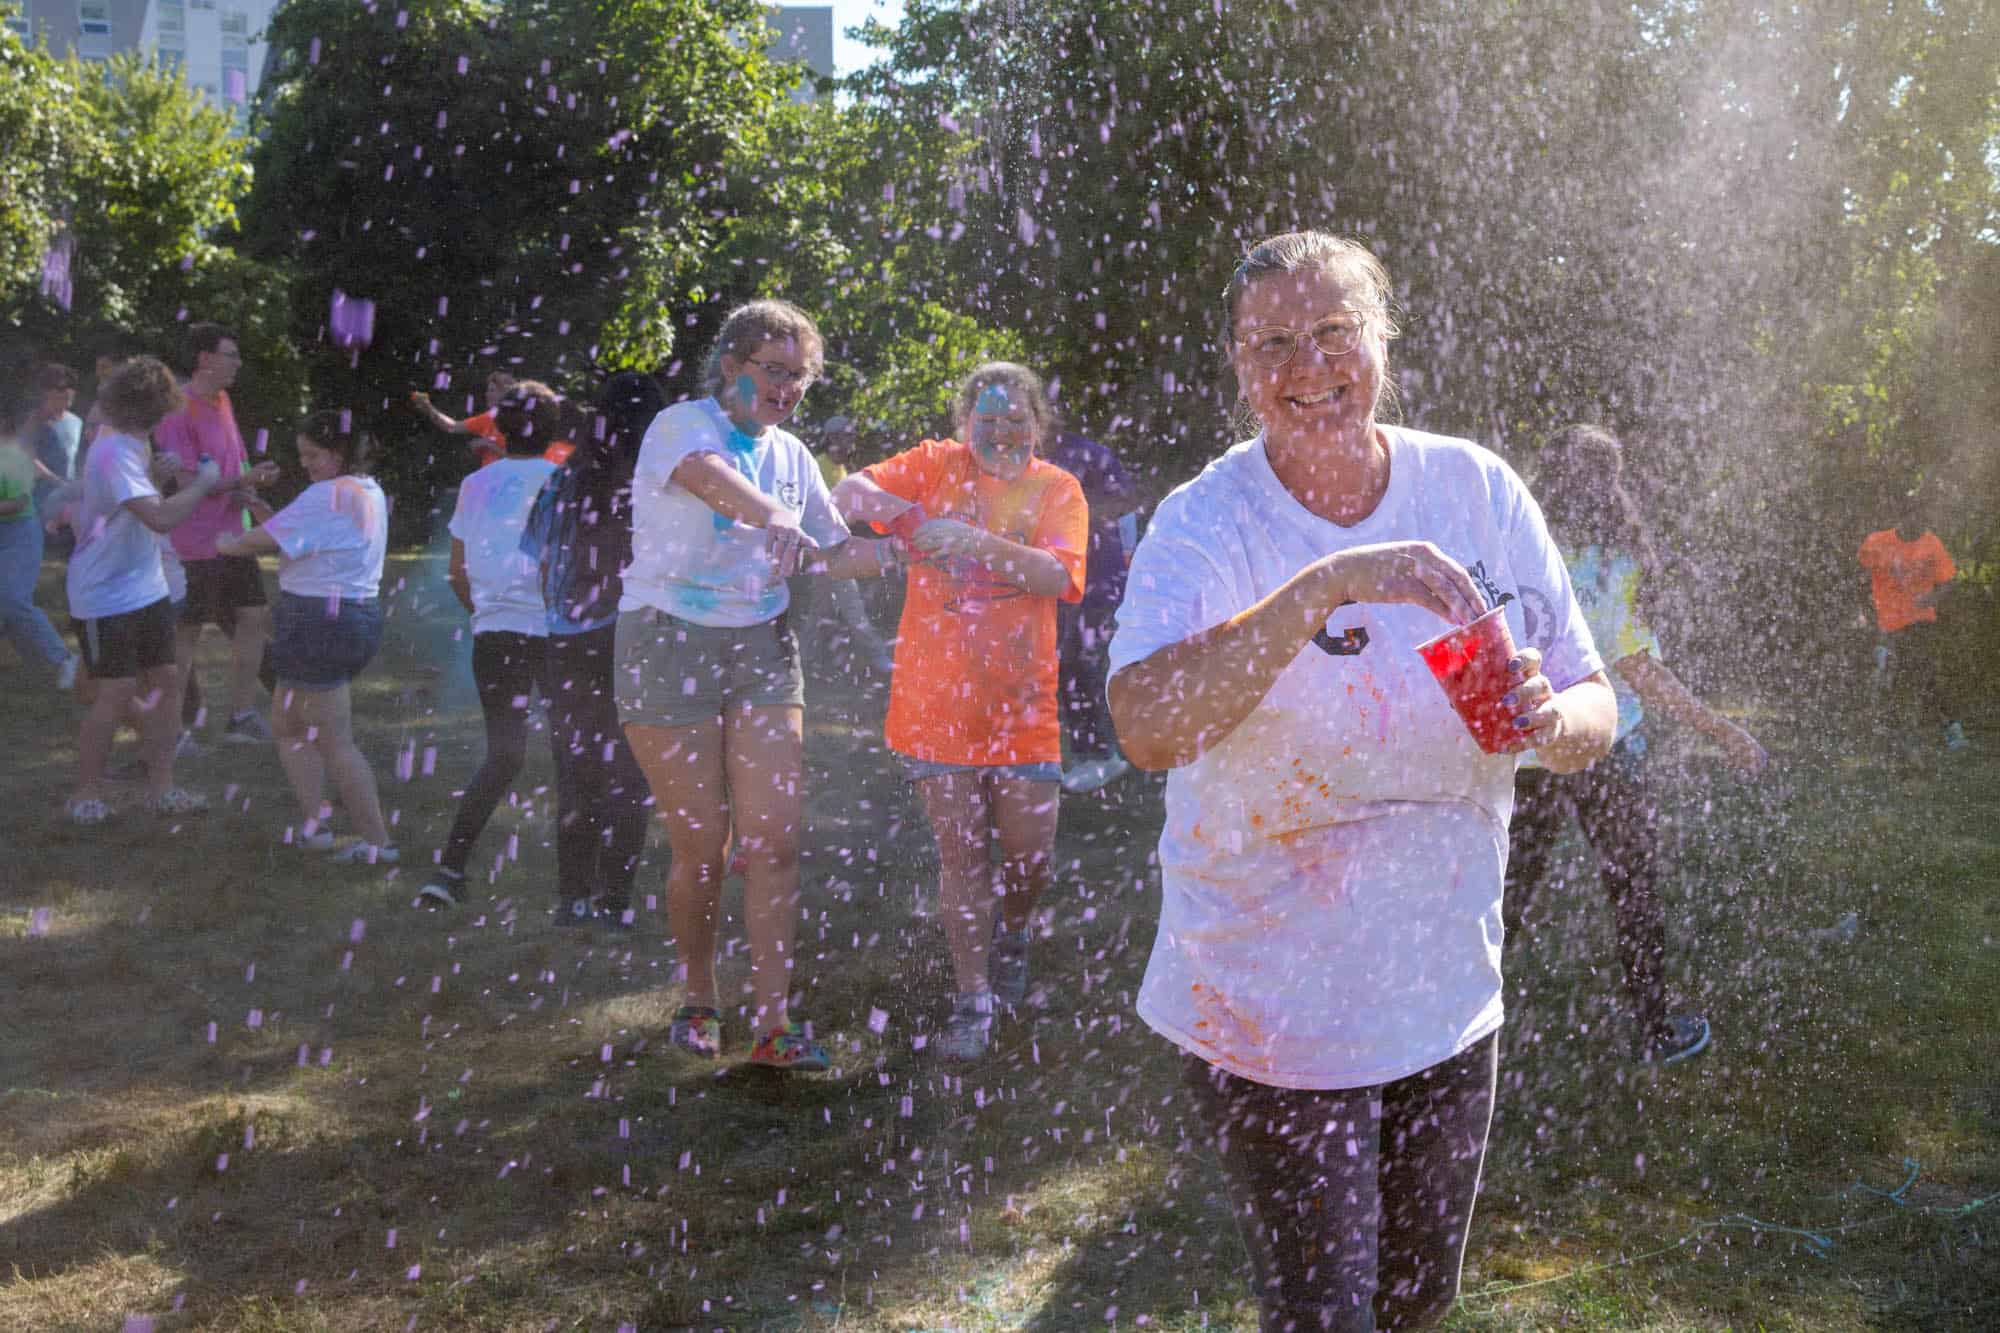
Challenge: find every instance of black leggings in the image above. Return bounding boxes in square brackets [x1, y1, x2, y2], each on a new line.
[1182, 1035, 1499, 1332]
[1057, 601, 1120, 758]
[547, 624, 651, 908]
[1503, 741, 1669, 1043]
[440, 631, 551, 877]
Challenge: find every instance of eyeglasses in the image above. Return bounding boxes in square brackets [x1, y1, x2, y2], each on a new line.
[1235, 312, 1370, 368]
[747, 358, 816, 388]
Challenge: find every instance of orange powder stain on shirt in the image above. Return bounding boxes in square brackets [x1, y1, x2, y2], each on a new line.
[1189, 981, 1266, 1049]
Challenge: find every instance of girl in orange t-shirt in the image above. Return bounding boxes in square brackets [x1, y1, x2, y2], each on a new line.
[832, 362, 1087, 1060]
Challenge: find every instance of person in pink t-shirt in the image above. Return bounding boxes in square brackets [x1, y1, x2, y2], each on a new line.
[152, 323, 280, 748]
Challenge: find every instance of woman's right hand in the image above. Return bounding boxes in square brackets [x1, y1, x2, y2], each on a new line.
[764, 512, 819, 577]
[1322, 541, 1487, 625]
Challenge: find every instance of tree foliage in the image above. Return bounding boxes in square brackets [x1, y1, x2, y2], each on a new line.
[242, 0, 793, 411]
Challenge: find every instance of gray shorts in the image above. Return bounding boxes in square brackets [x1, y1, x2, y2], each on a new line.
[613, 606, 804, 728]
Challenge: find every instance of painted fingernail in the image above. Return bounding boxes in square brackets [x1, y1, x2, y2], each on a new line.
[1514, 716, 1534, 730]
[1500, 692, 1519, 709]
[1505, 656, 1527, 673]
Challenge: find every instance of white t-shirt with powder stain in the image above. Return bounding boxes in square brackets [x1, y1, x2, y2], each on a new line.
[1107, 425, 1602, 1090]
[619, 397, 849, 629]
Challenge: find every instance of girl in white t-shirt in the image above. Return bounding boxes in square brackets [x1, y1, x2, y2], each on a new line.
[1107, 232, 1616, 1330]
[616, 300, 896, 1072]
[218, 411, 393, 864]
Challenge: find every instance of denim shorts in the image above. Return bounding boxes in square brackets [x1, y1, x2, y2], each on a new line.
[268, 591, 383, 691]
[613, 605, 804, 727]
[901, 756, 1064, 785]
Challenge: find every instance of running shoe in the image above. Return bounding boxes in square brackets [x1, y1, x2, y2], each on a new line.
[330, 841, 399, 865]
[223, 711, 273, 744]
[416, 868, 465, 910]
[749, 1020, 830, 1072]
[297, 828, 338, 852]
[989, 926, 1031, 1007]
[937, 991, 993, 1062]
[668, 1006, 723, 1058]
[145, 787, 210, 816]
[65, 796, 111, 826]
[1648, 1014, 1712, 1066]
[174, 730, 206, 760]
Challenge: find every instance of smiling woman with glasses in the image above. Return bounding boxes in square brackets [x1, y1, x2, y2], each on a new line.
[614, 298, 897, 1075]
[1234, 310, 1372, 367]
[1106, 230, 1618, 1330]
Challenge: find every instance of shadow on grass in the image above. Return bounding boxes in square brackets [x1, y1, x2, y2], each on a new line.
[7, 546, 2000, 1328]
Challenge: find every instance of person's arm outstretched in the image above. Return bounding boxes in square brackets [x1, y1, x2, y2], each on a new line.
[1613, 651, 1767, 774]
[408, 392, 477, 437]
[833, 470, 1068, 598]
[124, 459, 222, 534]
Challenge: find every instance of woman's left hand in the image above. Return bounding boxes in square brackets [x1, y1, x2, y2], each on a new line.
[910, 518, 987, 561]
[1498, 647, 1563, 753]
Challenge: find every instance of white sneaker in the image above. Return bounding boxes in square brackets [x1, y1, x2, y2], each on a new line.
[330, 841, 400, 865]
[56, 654, 80, 691]
[1061, 754, 1132, 794]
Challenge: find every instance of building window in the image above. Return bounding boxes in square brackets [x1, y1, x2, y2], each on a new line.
[78, 0, 112, 58]
[156, 0, 185, 66]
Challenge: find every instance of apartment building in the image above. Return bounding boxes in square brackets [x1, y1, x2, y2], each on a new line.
[5, 0, 279, 120]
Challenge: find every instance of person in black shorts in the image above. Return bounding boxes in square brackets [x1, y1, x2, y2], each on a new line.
[63, 358, 224, 823]
[154, 323, 280, 747]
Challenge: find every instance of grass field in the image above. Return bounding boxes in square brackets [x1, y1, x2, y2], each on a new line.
[4, 551, 1997, 1331]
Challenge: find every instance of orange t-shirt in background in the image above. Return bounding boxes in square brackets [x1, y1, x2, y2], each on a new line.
[1858, 528, 1954, 633]
[466, 411, 506, 466]
[862, 438, 1087, 766]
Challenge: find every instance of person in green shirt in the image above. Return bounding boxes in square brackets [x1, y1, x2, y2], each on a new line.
[1, 386, 81, 687]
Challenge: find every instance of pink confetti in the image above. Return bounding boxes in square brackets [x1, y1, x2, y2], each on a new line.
[349, 919, 367, 943]
[26, 908, 51, 937]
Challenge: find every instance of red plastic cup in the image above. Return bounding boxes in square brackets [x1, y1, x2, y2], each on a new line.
[1415, 605, 1519, 753]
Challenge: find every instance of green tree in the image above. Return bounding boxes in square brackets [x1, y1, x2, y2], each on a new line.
[0, 24, 85, 337]
[243, 0, 795, 416]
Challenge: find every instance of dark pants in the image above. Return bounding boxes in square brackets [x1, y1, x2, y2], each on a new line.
[1182, 1034, 1499, 1332]
[1503, 741, 1669, 1044]
[440, 631, 551, 878]
[1057, 601, 1119, 759]
[547, 623, 651, 909]
[1884, 620, 1949, 727]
